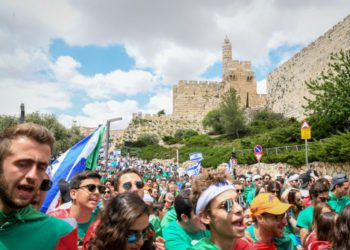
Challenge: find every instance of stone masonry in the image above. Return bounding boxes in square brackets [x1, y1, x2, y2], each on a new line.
[120, 38, 266, 142]
[173, 36, 266, 120]
[267, 15, 350, 119]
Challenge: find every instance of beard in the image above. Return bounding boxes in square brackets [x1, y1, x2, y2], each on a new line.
[0, 173, 28, 210]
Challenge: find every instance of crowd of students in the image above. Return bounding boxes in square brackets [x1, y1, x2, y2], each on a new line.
[1, 123, 350, 250]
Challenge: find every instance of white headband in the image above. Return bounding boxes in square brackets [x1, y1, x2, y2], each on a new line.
[195, 181, 235, 215]
[288, 174, 299, 182]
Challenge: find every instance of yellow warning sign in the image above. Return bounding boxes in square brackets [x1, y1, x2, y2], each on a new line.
[301, 128, 311, 140]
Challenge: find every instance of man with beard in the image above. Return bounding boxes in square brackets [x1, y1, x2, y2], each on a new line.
[0, 123, 76, 249]
[189, 169, 253, 250]
[246, 193, 293, 250]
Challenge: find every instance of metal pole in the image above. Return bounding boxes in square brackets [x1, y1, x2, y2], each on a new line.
[104, 117, 122, 165]
[105, 121, 110, 165]
[20, 103, 25, 123]
[305, 139, 309, 169]
[176, 149, 179, 169]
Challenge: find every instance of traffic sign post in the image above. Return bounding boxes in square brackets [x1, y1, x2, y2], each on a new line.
[254, 145, 263, 169]
[301, 120, 311, 169]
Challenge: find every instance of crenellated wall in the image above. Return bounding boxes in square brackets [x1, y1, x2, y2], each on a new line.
[267, 15, 350, 119]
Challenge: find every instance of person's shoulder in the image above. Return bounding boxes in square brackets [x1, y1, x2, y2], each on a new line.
[187, 238, 220, 250]
[45, 214, 74, 230]
[48, 207, 71, 218]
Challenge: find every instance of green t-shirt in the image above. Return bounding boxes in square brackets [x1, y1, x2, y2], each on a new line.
[77, 207, 99, 241]
[150, 215, 162, 237]
[187, 237, 220, 250]
[243, 185, 252, 199]
[246, 187, 256, 205]
[246, 224, 294, 250]
[163, 221, 210, 250]
[161, 206, 177, 229]
[328, 192, 350, 213]
[0, 205, 73, 250]
[296, 206, 314, 230]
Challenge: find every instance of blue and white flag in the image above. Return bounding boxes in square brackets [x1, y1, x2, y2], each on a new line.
[40, 126, 105, 213]
[189, 152, 203, 161]
[186, 161, 202, 176]
[227, 159, 232, 174]
[114, 149, 121, 157]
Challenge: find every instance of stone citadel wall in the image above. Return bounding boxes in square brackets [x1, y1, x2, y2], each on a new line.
[267, 15, 350, 119]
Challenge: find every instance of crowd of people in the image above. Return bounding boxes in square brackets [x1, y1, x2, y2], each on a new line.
[1, 123, 350, 250]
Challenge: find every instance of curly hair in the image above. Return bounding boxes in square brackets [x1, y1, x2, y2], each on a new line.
[89, 192, 154, 250]
[191, 169, 232, 213]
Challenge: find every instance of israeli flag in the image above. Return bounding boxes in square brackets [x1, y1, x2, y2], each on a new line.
[186, 161, 202, 176]
[189, 152, 203, 161]
[114, 149, 121, 157]
[227, 160, 232, 174]
[40, 126, 105, 213]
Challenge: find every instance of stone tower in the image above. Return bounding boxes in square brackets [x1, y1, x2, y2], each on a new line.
[222, 35, 232, 78]
[221, 37, 266, 108]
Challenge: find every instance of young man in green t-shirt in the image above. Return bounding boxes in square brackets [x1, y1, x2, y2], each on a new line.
[163, 188, 209, 249]
[328, 173, 350, 213]
[189, 170, 253, 250]
[296, 179, 330, 245]
[0, 123, 75, 250]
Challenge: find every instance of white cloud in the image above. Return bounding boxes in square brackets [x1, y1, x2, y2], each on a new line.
[1, 0, 350, 129]
[257, 79, 267, 95]
[0, 79, 72, 115]
[143, 89, 173, 115]
[59, 99, 139, 129]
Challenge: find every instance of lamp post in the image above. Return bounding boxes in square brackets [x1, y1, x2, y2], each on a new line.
[105, 117, 122, 164]
[20, 103, 25, 123]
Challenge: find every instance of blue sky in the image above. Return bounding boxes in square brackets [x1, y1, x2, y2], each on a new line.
[0, 0, 349, 129]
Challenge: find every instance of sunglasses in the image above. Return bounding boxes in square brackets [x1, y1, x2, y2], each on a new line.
[263, 213, 287, 221]
[319, 197, 330, 202]
[127, 224, 155, 243]
[104, 190, 111, 194]
[271, 190, 280, 194]
[78, 184, 106, 194]
[254, 178, 262, 181]
[122, 181, 144, 190]
[220, 199, 234, 213]
[40, 179, 53, 191]
[236, 189, 243, 193]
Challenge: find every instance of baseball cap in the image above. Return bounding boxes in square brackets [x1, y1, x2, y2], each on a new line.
[250, 193, 291, 218]
[252, 174, 262, 182]
[331, 173, 348, 191]
[299, 173, 311, 189]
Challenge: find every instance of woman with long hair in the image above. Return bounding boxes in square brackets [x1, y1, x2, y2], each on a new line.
[266, 181, 282, 200]
[87, 192, 156, 250]
[332, 204, 350, 250]
[304, 202, 332, 249]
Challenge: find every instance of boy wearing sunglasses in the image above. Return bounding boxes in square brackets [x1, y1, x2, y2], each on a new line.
[49, 171, 104, 246]
[189, 170, 253, 250]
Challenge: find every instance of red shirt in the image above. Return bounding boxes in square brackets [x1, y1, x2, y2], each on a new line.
[234, 238, 255, 250]
[253, 242, 278, 250]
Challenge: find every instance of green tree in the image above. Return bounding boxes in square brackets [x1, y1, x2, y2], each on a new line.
[202, 109, 224, 134]
[0, 112, 84, 157]
[304, 49, 350, 138]
[137, 133, 160, 146]
[221, 88, 247, 137]
[157, 109, 165, 116]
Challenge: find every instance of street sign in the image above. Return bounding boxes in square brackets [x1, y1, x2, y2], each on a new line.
[255, 153, 263, 162]
[254, 145, 263, 154]
[254, 145, 263, 162]
[301, 120, 311, 140]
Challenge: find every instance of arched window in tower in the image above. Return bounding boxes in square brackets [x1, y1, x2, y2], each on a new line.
[247, 75, 253, 81]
